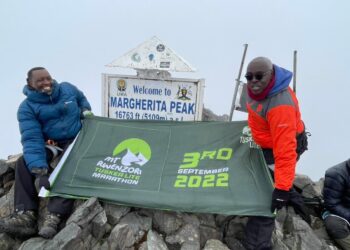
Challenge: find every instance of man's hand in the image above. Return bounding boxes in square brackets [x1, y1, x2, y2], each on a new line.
[271, 188, 311, 224]
[31, 167, 50, 192]
[271, 188, 290, 213]
[82, 110, 94, 117]
[288, 189, 312, 224]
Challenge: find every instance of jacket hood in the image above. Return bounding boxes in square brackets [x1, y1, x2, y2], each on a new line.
[268, 64, 293, 96]
[23, 80, 60, 103]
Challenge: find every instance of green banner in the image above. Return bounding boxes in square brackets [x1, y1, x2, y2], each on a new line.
[48, 116, 274, 216]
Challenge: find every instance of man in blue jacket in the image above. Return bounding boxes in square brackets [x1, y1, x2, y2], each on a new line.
[0, 67, 92, 238]
[323, 159, 350, 250]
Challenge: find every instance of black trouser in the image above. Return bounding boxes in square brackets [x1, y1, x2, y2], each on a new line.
[244, 216, 275, 250]
[14, 156, 74, 216]
[324, 215, 350, 250]
[243, 152, 275, 250]
[244, 148, 309, 249]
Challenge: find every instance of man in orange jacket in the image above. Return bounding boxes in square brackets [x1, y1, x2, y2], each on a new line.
[243, 57, 310, 250]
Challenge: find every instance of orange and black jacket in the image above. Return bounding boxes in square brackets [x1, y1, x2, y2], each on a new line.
[246, 65, 305, 191]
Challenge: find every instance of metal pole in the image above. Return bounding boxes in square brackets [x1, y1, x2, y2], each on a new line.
[293, 50, 297, 93]
[229, 44, 248, 121]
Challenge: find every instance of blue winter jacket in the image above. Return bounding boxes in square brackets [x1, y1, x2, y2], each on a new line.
[17, 81, 91, 171]
[323, 159, 350, 222]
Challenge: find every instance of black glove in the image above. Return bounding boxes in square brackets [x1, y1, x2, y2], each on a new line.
[271, 188, 289, 213]
[31, 167, 50, 192]
[296, 130, 310, 160]
[288, 189, 311, 224]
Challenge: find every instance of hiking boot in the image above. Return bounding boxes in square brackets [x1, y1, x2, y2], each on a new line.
[38, 213, 61, 239]
[0, 210, 37, 237]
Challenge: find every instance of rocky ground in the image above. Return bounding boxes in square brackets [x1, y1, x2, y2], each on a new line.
[0, 155, 341, 250]
[0, 109, 341, 249]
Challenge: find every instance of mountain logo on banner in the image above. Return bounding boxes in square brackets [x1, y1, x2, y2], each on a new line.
[240, 126, 259, 149]
[113, 138, 151, 167]
[242, 126, 252, 137]
[106, 36, 196, 72]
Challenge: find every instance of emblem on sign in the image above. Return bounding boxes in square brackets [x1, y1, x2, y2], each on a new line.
[131, 53, 141, 62]
[156, 44, 165, 52]
[177, 85, 192, 100]
[117, 79, 127, 92]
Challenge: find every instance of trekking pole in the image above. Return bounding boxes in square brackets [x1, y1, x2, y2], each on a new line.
[293, 50, 297, 93]
[229, 44, 248, 121]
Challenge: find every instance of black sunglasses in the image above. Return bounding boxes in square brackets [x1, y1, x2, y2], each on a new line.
[245, 70, 271, 81]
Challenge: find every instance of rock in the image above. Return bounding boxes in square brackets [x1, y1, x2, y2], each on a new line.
[0, 184, 14, 217]
[0, 160, 10, 177]
[119, 212, 152, 243]
[105, 211, 148, 249]
[199, 225, 222, 249]
[225, 237, 246, 250]
[278, 212, 324, 249]
[315, 178, 325, 192]
[5, 154, 21, 170]
[91, 240, 109, 250]
[197, 213, 221, 247]
[294, 174, 322, 198]
[223, 216, 247, 243]
[181, 241, 200, 250]
[139, 241, 148, 250]
[108, 223, 135, 250]
[166, 224, 200, 250]
[197, 214, 216, 228]
[272, 237, 289, 250]
[103, 202, 130, 226]
[180, 213, 200, 228]
[202, 108, 228, 121]
[152, 210, 183, 235]
[2, 177, 14, 192]
[144, 230, 168, 250]
[0, 233, 19, 250]
[82, 234, 97, 249]
[203, 239, 230, 250]
[312, 216, 332, 241]
[91, 210, 108, 240]
[66, 197, 103, 228]
[215, 214, 231, 226]
[50, 223, 84, 250]
[0, 159, 14, 194]
[19, 237, 48, 250]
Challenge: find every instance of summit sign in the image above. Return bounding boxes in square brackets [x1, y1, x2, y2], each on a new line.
[103, 76, 204, 121]
[102, 36, 204, 121]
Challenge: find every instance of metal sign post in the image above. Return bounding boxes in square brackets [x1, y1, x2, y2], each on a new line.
[229, 44, 248, 121]
[293, 50, 297, 93]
